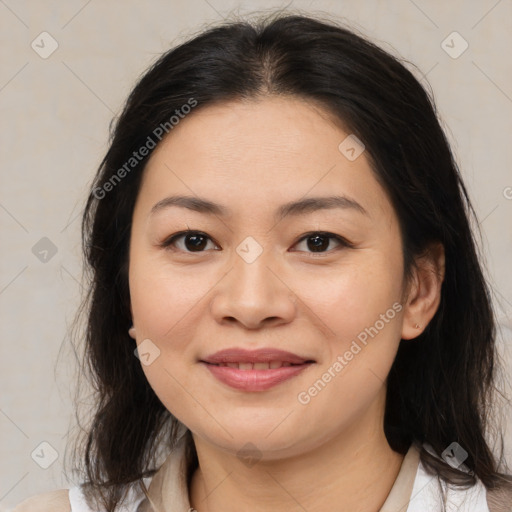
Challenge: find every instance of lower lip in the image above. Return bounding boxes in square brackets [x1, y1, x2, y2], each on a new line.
[201, 362, 313, 391]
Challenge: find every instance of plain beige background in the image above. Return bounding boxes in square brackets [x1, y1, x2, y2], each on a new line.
[1, 0, 511, 509]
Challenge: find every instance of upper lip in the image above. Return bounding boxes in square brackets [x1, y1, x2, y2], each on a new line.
[201, 348, 315, 365]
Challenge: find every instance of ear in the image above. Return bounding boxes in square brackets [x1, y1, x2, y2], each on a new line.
[128, 302, 136, 339]
[401, 242, 445, 340]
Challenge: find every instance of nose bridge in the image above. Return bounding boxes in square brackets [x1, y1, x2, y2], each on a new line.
[210, 242, 296, 328]
[232, 246, 277, 298]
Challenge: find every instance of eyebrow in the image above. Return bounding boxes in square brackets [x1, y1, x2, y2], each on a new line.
[150, 194, 368, 220]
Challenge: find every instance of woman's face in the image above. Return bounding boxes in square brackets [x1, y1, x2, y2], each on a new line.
[128, 96, 409, 458]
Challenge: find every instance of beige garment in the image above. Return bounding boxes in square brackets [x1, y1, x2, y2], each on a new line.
[12, 434, 512, 511]
[11, 489, 71, 512]
[140, 435, 512, 512]
[139, 434, 421, 511]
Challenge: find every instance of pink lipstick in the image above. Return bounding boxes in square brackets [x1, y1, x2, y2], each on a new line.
[200, 348, 315, 391]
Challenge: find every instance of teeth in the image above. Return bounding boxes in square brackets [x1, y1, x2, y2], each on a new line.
[212, 361, 301, 370]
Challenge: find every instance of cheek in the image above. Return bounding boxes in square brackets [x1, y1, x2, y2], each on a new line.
[129, 260, 207, 421]
[291, 251, 405, 412]
[291, 261, 403, 430]
[129, 258, 211, 341]
[293, 254, 404, 344]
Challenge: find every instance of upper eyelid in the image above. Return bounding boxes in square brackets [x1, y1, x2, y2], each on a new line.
[294, 232, 352, 248]
[161, 230, 219, 250]
[163, 229, 217, 243]
[291, 232, 354, 252]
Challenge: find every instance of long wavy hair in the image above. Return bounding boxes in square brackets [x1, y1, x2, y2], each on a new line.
[70, 12, 511, 511]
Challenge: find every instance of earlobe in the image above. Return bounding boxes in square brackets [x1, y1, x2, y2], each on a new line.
[401, 242, 445, 340]
[128, 300, 136, 339]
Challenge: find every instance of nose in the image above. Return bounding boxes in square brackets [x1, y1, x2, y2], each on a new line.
[209, 252, 297, 330]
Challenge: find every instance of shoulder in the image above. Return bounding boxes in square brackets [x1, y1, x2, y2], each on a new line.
[486, 483, 512, 512]
[12, 489, 70, 512]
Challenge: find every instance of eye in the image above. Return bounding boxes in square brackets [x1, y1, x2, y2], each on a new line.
[160, 230, 353, 255]
[291, 232, 353, 254]
[161, 230, 219, 253]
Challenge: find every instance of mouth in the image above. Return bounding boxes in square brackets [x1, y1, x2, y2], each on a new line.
[199, 348, 316, 391]
[201, 347, 315, 366]
[202, 361, 312, 370]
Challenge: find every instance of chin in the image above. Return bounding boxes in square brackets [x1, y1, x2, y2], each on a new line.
[191, 420, 318, 460]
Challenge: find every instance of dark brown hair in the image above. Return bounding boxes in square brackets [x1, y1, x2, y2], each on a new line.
[72, 12, 511, 511]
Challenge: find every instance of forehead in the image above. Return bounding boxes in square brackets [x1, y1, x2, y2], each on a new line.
[137, 96, 393, 222]
[148, 96, 347, 174]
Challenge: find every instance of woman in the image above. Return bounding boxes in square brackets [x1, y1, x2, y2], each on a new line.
[14, 12, 512, 512]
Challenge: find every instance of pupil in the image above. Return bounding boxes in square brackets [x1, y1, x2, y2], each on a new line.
[182, 234, 330, 252]
[308, 235, 328, 252]
[185, 234, 207, 251]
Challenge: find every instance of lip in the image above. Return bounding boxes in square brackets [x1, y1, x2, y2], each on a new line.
[201, 347, 314, 365]
[200, 348, 315, 392]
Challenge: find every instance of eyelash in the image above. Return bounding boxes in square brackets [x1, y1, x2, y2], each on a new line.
[160, 229, 354, 255]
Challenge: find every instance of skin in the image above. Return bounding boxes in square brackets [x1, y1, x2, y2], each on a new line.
[128, 96, 445, 512]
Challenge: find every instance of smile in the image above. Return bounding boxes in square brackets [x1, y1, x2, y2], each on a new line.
[206, 361, 302, 370]
[201, 360, 314, 391]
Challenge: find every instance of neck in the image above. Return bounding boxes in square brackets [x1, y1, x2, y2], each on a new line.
[188, 392, 405, 512]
